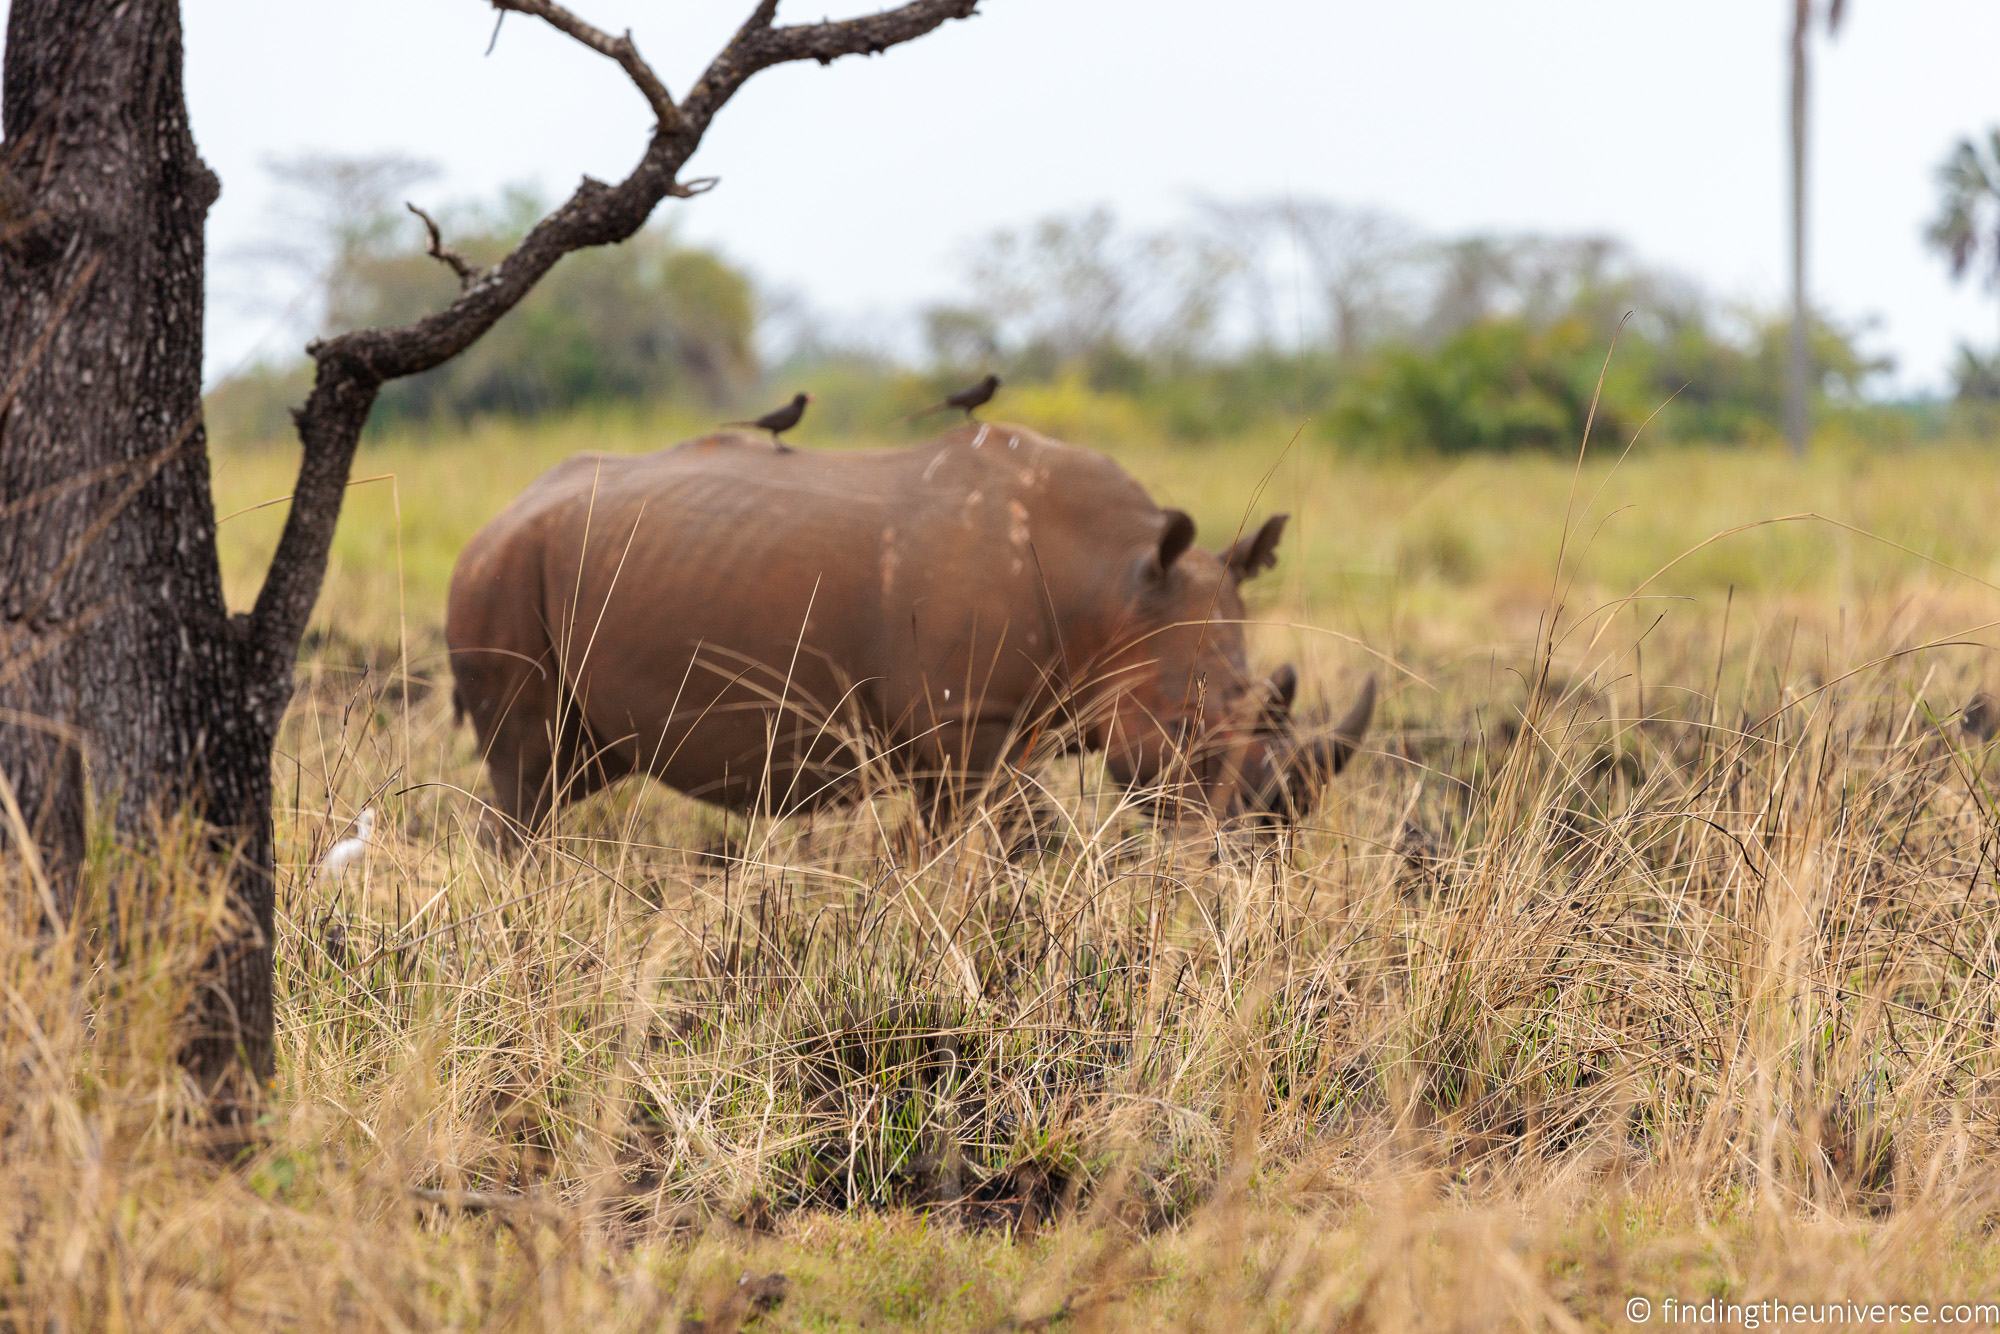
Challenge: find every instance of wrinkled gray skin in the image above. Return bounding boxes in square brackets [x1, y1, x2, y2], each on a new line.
[446, 422, 1372, 836]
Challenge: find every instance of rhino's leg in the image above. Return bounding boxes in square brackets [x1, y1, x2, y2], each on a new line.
[452, 645, 557, 842]
[995, 781, 1066, 860]
[454, 648, 628, 843]
[542, 694, 635, 822]
[906, 718, 1023, 838]
[501, 700, 632, 840]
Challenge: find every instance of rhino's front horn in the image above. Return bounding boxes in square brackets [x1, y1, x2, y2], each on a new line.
[1237, 674, 1377, 825]
[1297, 673, 1376, 778]
[1263, 663, 1299, 727]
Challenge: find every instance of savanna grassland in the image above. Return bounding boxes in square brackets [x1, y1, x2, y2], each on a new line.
[13, 407, 2000, 1330]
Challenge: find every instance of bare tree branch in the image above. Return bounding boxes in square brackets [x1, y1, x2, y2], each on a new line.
[241, 0, 979, 730]
[405, 202, 478, 288]
[683, 0, 981, 127]
[491, 0, 680, 129]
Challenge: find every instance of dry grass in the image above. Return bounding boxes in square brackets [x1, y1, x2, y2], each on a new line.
[10, 414, 2000, 1329]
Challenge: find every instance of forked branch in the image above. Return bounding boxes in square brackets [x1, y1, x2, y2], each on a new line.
[490, 0, 680, 129]
[242, 0, 980, 731]
[683, 0, 980, 126]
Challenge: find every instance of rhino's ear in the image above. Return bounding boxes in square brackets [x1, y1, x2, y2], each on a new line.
[1150, 509, 1197, 577]
[1223, 513, 1288, 582]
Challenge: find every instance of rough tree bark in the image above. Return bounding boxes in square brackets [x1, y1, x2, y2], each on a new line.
[0, 0, 979, 1112]
[0, 0, 271, 1098]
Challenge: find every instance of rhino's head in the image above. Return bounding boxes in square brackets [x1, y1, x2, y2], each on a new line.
[1084, 509, 1373, 824]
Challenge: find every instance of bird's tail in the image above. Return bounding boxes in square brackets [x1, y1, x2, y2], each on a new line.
[720, 419, 759, 429]
[899, 402, 949, 424]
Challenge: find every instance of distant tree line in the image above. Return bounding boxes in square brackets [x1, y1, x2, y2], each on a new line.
[914, 201, 1893, 451]
[213, 157, 1988, 453]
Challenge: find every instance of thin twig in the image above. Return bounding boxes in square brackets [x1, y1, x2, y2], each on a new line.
[405, 202, 478, 289]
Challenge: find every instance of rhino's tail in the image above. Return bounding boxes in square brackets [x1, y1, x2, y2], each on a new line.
[451, 681, 467, 728]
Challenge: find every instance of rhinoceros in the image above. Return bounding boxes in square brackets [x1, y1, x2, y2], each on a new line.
[445, 422, 1372, 836]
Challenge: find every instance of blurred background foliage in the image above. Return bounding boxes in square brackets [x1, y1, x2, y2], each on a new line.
[207, 154, 2000, 454]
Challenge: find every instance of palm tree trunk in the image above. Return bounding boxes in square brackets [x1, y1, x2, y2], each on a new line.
[1785, 0, 1812, 457]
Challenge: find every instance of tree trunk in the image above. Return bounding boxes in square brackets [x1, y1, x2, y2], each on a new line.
[1, 0, 978, 1120]
[1785, 0, 1812, 457]
[1, 0, 275, 1101]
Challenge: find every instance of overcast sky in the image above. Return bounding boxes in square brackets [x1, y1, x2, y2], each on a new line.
[10, 2, 2000, 394]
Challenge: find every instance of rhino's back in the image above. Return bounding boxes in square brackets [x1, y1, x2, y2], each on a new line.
[517, 422, 1157, 659]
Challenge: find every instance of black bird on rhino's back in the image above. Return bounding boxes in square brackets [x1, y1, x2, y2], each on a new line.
[909, 373, 1001, 421]
[724, 392, 811, 450]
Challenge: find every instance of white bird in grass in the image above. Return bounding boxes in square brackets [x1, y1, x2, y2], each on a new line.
[316, 807, 376, 884]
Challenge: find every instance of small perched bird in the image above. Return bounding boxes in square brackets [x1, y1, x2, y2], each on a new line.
[315, 806, 375, 885]
[725, 392, 811, 450]
[908, 373, 1001, 422]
